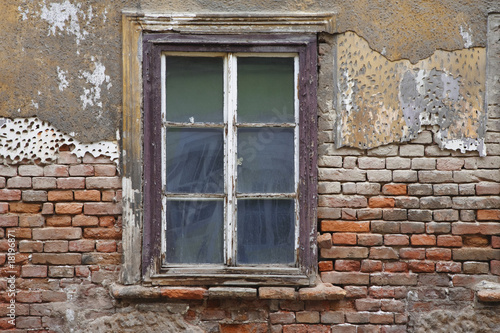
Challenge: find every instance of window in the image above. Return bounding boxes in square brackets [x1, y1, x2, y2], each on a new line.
[127, 30, 320, 286]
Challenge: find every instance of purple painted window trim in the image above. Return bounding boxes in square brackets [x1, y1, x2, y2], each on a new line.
[142, 33, 318, 285]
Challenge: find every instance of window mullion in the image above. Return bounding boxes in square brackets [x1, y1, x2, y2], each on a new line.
[226, 53, 237, 266]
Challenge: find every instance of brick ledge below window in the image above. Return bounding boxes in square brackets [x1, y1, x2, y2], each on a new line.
[110, 283, 346, 301]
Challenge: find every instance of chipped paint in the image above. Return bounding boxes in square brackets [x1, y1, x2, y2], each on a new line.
[0, 117, 118, 164]
[460, 25, 473, 48]
[334, 31, 486, 155]
[40, 0, 88, 45]
[80, 58, 111, 111]
[57, 66, 69, 91]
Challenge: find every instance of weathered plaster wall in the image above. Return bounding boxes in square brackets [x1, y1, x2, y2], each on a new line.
[0, 0, 499, 143]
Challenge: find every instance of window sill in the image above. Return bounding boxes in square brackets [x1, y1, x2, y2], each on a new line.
[110, 283, 346, 301]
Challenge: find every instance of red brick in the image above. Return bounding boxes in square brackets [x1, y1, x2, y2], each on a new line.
[411, 234, 436, 246]
[321, 221, 370, 232]
[361, 260, 382, 272]
[492, 236, 500, 249]
[435, 261, 461, 273]
[332, 233, 357, 245]
[437, 235, 462, 247]
[369, 286, 395, 298]
[491, 260, 500, 276]
[44, 165, 69, 177]
[75, 265, 90, 277]
[355, 298, 381, 312]
[0, 215, 18, 227]
[99, 216, 115, 227]
[57, 177, 85, 189]
[283, 324, 308, 333]
[335, 260, 361, 271]
[43, 240, 69, 253]
[161, 287, 207, 300]
[6, 228, 31, 239]
[55, 203, 83, 215]
[452, 222, 480, 235]
[0, 202, 8, 213]
[48, 190, 73, 201]
[358, 234, 383, 246]
[0, 189, 21, 201]
[94, 165, 117, 176]
[321, 247, 369, 259]
[400, 248, 426, 260]
[318, 261, 333, 271]
[384, 234, 409, 246]
[96, 240, 116, 252]
[370, 313, 394, 324]
[69, 164, 94, 176]
[321, 271, 370, 285]
[86, 177, 122, 189]
[102, 190, 117, 201]
[426, 248, 451, 261]
[9, 202, 41, 213]
[344, 286, 368, 298]
[477, 210, 500, 221]
[369, 197, 395, 208]
[0, 318, 14, 330]
[220, 324, 268, 333]
[382, 184, 407, 195]
[476, 183, 500, 195]
[32, 227, 82, 240]
[32, 253, 81, 265]
[408, 261, 435, 273]
[16, 291, 42, 303]
[357, 208, 383, 220]
[46, 215, 72, 226]
[16, 316, 42, 329]
[68, 240, 95, 252]
[18, 240, 43, 253]
[296, 311, 320, 323]
[370, 273, 418, 286]
[72, 215, 99, 226]
[83, 227, 122, 239]
[41, 290, 68, 302]
[384, 262, 408, 273]
[21, 265, 47, 278]
[84, 202, 122, 215]
[19, 214, 44, 227]
[74, 190, 101, 201]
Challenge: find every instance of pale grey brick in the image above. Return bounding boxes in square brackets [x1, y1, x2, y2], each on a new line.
[343, 157, 358, 169]
[408, 210, 433, 222]
[393, 170, 418, 182]
[318, 156, 343, 168]
[410, 131, 433, 144]
[454, 170, 500, 183]
[463, 158, 477, 170]
[318, 182, 341, 194]
[408, 184, 433, 196]
[386, 157, 411, 170]
[400, 222, 425, 233]
[400, 145, 424, 157]
[319, 169, 366, 181]
[418, 171, 453, 183]
[411, 158, 436, 170]
[459, 184, 476, 195]
[342, 183, 357, 194]
[453, 197, 500, 209]
[33, 177, 57, 189]
[383, 209, 407, 221]
[433, 184, 459, 196]
[356, 183, 380, 195]
[367, 170, 392, 182]
[317, 207, 342, 219]
[7, 177, 31, 188]
[0, 166, 17, 177]
[460, 210, 476, 222]
[22, 190, 48, 202]
[425, 146, 451, 157]
[371, 221, 400, 233]
[18, 165, 44, 176]
[433, 209, 459, 222]
[420, 196, 452, 209]
[358, 157, 385, 169]
[394, 197, 420, 209]
[367, 145, 398, 157]
[426, 222, 451, 234]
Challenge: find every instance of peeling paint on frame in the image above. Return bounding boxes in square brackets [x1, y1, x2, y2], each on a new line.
[334, 32, 486, 156]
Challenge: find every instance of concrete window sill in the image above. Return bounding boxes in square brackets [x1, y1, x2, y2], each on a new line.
[110, 283, 345, 301]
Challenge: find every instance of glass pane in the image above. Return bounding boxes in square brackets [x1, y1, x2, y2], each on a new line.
[237, 57, 295, 123]
[165, 56, 223, 123]
[166, 200, 224, 264]
[237, 199, 295, 265]
[166, 128, 223, 193]
[237, 128, 294, 193]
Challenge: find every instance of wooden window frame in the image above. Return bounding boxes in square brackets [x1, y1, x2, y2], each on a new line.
[121, 12, 333, 286]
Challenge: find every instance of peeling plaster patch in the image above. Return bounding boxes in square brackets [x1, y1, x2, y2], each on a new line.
[57, 66, 69, 91]
[18, 6, 29, 21]
[79, 58, 111, 111]
[460, 25, 473, 48]
[0, 117, 118, 164]
[39, 0, 89, 45]
[335, 32, 486, 155]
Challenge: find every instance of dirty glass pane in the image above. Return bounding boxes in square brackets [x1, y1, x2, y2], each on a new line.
[237, 128, 294, 193]
[166, 200, 224, 264]
[166, 128, 224, 193]
[165, 56, 223, 123]
[236, 199, 295, 265]
[237, 57, 295, 123]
